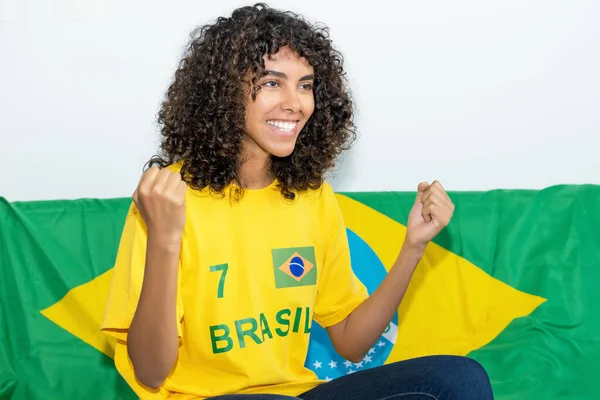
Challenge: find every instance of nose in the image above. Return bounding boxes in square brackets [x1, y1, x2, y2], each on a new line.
[281, 87, 300, 113]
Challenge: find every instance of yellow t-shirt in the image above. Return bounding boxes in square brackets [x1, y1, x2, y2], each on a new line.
[101, 174, 369, 399]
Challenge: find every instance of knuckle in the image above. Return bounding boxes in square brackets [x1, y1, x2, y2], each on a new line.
[171, 193, 186, 206]
[145, 166, 158, 178]
[150, 186, 163, 197]
[138, 186, 150, 198]
[174, 199, 186, 208]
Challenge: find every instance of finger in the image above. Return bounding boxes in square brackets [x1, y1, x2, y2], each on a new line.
[132, 188, 139, 207]
[153, 167, 172, 190]
[422, 194, 435, 209]
[428, 200, 453, 224]
[423, 192, 454, 215]
[437, 193, 454, 214]
[423, 192, 446, 208]
[415, 181, 430, 203]
[138, 166, 160, 193]
[140, 166, 159, 185]
[426, 186, 454, 209]
[421, 188, 434, 203]
[134, 167, 158, 203]
[427, 182, 449, 199]
[165, 170, 182, 193]
[431, 180, 445, 191]
[423, 203, 448, 227]
[175, 181, 188, 203]
[421, 203, 432, 223]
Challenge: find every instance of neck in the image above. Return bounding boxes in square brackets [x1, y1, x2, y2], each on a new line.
[237, 145, 273, 190]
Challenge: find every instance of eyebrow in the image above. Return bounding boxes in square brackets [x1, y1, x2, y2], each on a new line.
[263, 70, 314, 81]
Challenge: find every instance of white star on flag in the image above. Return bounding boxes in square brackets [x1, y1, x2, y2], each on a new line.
[304, 328, 395, 381]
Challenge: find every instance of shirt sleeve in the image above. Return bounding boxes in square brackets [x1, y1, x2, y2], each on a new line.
[100, 202, 184, 341]
[313, 184, 369, 328]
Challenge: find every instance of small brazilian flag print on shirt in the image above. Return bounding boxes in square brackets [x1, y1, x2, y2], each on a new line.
[272, 247, 317, 288]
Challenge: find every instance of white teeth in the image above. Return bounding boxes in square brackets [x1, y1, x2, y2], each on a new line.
[267, 120, 296, 131]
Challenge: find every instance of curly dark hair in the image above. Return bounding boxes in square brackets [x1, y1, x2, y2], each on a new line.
[147, 3, 356, 199]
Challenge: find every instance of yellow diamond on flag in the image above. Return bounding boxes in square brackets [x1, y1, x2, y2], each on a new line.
[41, 268, 117, 358]
[279, 252, 314, 282]
[40, 194, 545, 363]
[334, 193, 546, 362]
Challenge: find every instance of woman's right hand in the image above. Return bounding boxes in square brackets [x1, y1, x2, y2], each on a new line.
[133, 166, 187, 241]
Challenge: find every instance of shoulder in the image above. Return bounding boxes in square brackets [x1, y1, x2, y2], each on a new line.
[292, 181, 343, 219]
[293, 180, 335, 202]
[316, 181, 338, 203]
[320, 180, 335, 194]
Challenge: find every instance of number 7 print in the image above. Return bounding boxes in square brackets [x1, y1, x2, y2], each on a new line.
[210, 263, 229, 298]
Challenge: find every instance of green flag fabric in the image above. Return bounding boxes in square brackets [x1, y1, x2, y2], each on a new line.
[0, 184, 598, 399]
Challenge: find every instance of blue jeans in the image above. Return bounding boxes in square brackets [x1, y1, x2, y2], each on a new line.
[208, 355, 494, 399]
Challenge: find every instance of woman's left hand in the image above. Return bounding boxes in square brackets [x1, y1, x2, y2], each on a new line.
[405, 180, 455, 251]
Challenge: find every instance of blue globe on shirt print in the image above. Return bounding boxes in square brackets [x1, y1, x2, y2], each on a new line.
[305, 229, 397, 380]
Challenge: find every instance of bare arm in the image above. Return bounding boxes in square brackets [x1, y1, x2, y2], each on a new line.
[127, 231, 181, 389]
[125, 166, 187, 389]
[326, 243, 424, 362]
[327, 180, 454, 362]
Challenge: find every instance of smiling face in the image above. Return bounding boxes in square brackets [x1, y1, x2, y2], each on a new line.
[243, 47, 315, 161]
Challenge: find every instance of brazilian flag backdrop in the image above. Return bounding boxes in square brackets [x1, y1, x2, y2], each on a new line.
[1, 185, 599, 399]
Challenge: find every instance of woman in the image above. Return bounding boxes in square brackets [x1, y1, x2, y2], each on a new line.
[101, 3, 494, 399]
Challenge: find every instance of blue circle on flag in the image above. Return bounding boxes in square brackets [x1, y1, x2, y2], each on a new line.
[289, 256, 305, 277]
[305, 229, 397, 380]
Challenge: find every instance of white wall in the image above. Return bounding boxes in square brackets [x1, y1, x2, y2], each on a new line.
[1, 0, 598, 201]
